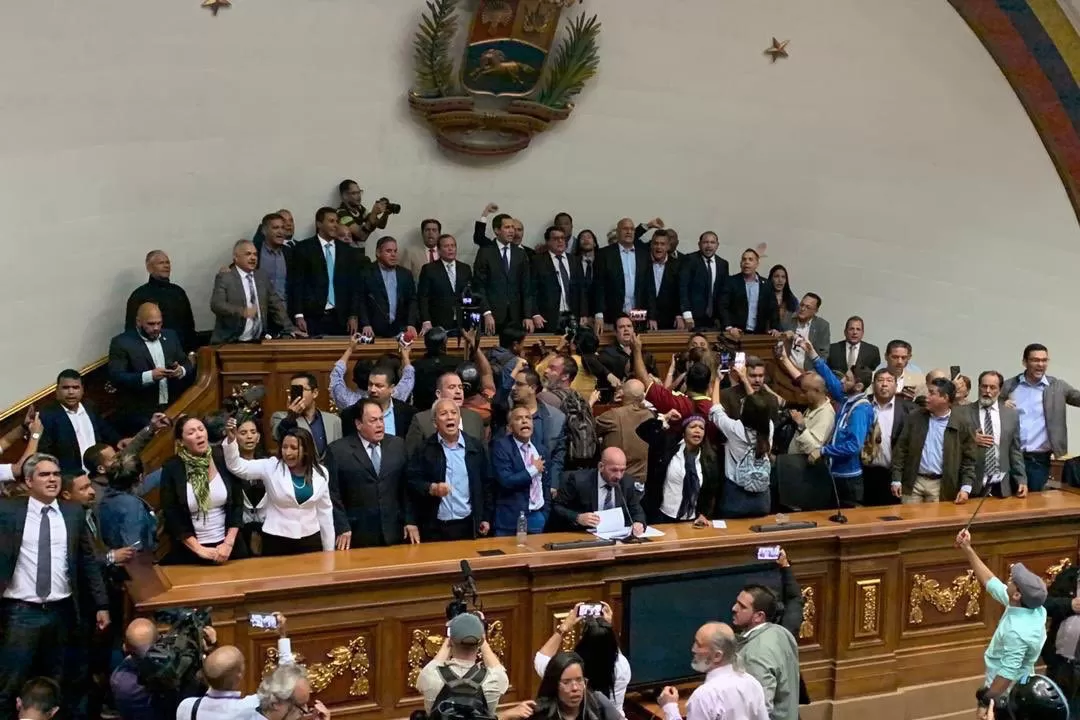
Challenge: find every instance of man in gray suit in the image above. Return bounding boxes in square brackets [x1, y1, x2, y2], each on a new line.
[965, 371, 1026, 498]
[271, 372, 343, 459]
[1002, 343, 1080, 492]
[775, 293, 830, 371]
[210, 240, 299, 344]
[405, 372, 485, 455]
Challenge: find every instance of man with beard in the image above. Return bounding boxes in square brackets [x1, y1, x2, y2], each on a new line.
[962, 371, 1026, 498]
[730, 586, 800, 720]
[657, 623, 768, 720]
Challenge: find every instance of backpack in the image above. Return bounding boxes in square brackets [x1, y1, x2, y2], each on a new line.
[430, 664, 493, 720]
[732, 432, 771, 493]
[549, 388, 598, 462]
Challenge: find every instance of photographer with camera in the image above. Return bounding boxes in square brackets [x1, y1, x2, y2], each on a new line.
[416, 613, 509, 718]
[337, 179, 395, 254]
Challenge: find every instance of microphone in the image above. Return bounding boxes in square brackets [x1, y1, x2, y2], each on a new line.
[460, 559, 478, 596]
[613, 482, 640, 539]
[827, 464, 848, 525]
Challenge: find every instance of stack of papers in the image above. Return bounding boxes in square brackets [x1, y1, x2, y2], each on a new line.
[588, 508, 666, 540]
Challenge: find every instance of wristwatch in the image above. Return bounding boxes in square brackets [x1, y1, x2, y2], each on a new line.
[30, 432, 41, 440]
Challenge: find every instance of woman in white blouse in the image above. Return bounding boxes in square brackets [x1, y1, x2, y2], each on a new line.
[709, 380, 775, 519]
[223, 418, 335, 556]
[534, 602, 631, 717]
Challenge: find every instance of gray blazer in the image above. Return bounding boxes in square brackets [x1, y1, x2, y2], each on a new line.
[210, 267, 294, 344]
[1002, 374, 1080, 456]
[404, 407, 486, 456]
[960, 401, 1026, 495]
[781, 315, 831, 370]
[270, 410, 343, 452]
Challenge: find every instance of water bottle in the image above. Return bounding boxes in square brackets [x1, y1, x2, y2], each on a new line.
[516, 511, 528, 547]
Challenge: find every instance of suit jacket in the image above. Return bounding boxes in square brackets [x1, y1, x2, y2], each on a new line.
[678, 252, 729, 325]
[739, 623, 801, 720]
[406, 432, 493, 538]
[210, 267, 293, 343]
[339, 399, 417, 440]
[0, 498, 108, 620]
[635, 418, 722, 523]
[417, 260, 473, 331]
[531, 251, 584, 329]
[717, 273, 779, 333]
[551, 468, 646, 532]
[594, 405, 653, 482]
[1043, 564, 1080, 664]
[960, 401, 1026, 495]
[780, 316, 832, 371]
[1001, 374, 1080, 456]
[490, 433, 551, 533]
[403, 245, 441, 279]
[159, 448, 245, 545]
[107, 329, 193, 413]
[325, 433, 410, 546]
[287, 236, 362, 324]
[891, 408, 977, 499]
[405, 407, 486, 456]
[643, 258, 682, 329]
[39, 404, 120, 475]
[357, 264, 419, 338]
[826, 341, 881, 375]
[473, 242, 534, 330]
[575, 254, 597, 317]
[593, 244, 650, 324]
[269, 410, 344, 457]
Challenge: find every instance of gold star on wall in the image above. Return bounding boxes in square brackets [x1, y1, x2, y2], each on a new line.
[202, 0, 231, 16]
[764, 37, 789, 62]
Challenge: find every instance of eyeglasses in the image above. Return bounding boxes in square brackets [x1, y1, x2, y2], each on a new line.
[559, 677, 588, 689]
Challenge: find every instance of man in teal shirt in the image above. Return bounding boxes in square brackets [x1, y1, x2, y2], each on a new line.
[956, 528, 1047, 719]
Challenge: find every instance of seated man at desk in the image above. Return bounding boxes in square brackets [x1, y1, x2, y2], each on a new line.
[552, 447, 646, 537]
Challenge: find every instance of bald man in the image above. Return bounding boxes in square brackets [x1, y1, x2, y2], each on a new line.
[552, 447, 647, 535]
[210, 240, 299, 344]
[110, 619, 160, 720]
[108, 302, 193, 434]
[659, 622, 768, 720]
[595, 379, 652, 482]
[125, 250, 197, 352]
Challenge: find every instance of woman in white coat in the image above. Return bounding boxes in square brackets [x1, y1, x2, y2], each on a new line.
[224, 418, 336, 556]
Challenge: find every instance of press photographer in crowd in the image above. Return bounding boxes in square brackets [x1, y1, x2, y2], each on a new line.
[416, 613, 509, 717]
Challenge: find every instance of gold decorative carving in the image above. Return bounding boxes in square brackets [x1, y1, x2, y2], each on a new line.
[523, 2, 557, 33]
[481, 0, 514, 32]
[407, 620, 508, 690]
[1046, 558, 1072, 584]
[553, 612, 582, 651]
[799, 586, 815, 639]
[856, 579, 880, 635]
[908, 570, 981, 625]
[263, 636, 370, 697]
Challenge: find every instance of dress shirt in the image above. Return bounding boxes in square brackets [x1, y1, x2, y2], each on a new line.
[237, 268, 261, 342]
[551, 252, 570, 312]
[140, 334, 184, 405]
[745, 278, 760, 332]
[846, 342, 861, 369]
[918, 412, 950, 476]
[380, 265, 398, 323]
[788, 401, 836, 455]
[870, 398, 896, 468]
[0, 464, 13, 483]
[596, 473, 620, 513]
[788, 320, 812, 367]
[517, 439, 544, 511]
[444, 261, 456, 290]
[660, 441, 703, 520]
[652, 261, 666, 297]
[438, 434, 472, 521]
[329, 362, 415, 410]
[259, 243, 288, 302]
[4, 497, 70, 602]
[382, 403, 396, 437]
[427, 247, 440, 264]
[319, 237, 337, 311]
[1013, 375, 1051, 452]
[307, 411, 328, 456]
[981, 402, 1004, 485]
[65, 404, 98, 472]
[618, 246, 637, 313]
[662, 664, 768, 720]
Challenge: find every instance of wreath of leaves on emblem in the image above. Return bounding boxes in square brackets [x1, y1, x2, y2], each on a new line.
[412, 0, 461, 98]
[537, 13, 601, 109]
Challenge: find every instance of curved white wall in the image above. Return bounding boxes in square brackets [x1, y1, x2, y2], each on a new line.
[1, 0, 1078, 419]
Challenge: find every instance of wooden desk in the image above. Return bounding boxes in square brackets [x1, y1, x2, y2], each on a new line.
[127, 491, 1080, 720]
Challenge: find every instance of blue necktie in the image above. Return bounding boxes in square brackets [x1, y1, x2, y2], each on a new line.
[324, 244, 336, 307]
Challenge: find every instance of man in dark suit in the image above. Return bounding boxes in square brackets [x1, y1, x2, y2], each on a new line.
[473, 213, 535, 335]
[288, 207, 363, 337]
[490, 406, 551, 535]
[417, 234, 472, 334]
[124, 250, 197, 353]
[39, 370, 123, 475]
[531, 226, 585, 332]
[357, 237, 418, 339]
[593, 218, 650, 328]
[678, 231, 729, 330]
[826, 316, 881, 376]
[718, 247, 779, 336]
[107, 302, 193, 435]
[210, 240, 298, 344]
[861, 369, 918, 506]
[406, 399, 492, 542]
[551, 447, 646, 536]
[326, 399, 414, 549]
[339, 365, 417, 439]
[643, 230, 681, 330]
[964, 370, 1027, 498]
[0, 453, 109, 718]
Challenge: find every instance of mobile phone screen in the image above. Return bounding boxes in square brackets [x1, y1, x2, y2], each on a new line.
[289, 386, 303, 402]
[756, 546, 780, 561]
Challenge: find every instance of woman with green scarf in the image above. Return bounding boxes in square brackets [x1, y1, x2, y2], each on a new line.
[160, 415, 247, 564]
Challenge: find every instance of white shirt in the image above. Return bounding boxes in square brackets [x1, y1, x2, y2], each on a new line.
[444, 260, 457, 289]
[4, 497, 70, 602]
[871, 398, 896, 468]
[709, 404, 775, 480]
[236, 268, 261, 342]
[517, 439, 544, 512]
[652, 261, 667, 297]
[0, 464, 13, 483]
[319, 236, 336, 310]
[661, 441, 703, 520]
[789, 319, 813, 367]
[845, 342, 861, 369]
[175, 637, 293, 720]
[64, 404, 97, 472]
[549, 252, 570, 312]
[140, 334, 185, 405]
[980, 402, 1005, 484]
[535, 650, 632, 717]
[596, 473, 621, 512]
[663, 664, 768, 720]
[187, 474, 228, 545]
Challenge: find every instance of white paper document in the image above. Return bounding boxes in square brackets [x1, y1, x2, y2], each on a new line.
[712, 520, 728, 529]
[588, 509, 667, 540]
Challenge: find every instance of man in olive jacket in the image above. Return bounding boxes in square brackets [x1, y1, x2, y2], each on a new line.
[731, 584, 801, 720]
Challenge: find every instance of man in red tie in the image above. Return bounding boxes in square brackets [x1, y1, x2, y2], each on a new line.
[403, 219, 443, 279]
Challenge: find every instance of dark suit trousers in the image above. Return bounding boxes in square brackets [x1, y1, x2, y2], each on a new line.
[1024, 452, 1052, 492]
[306, 310, 348, 337]
[429, 516, 475, 542]
[0, 598, 76, 720]
[862, 466, 898, 506]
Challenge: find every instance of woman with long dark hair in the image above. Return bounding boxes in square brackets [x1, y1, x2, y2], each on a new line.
[533, 651, 620, 720]
[709, 378, 774, 518]
[768, 264, 799, 326]
[223, 419, 335, 556]
[636, 413, 721, 525]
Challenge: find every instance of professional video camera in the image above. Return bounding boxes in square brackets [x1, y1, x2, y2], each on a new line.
[446, 560, 483, 620]
[137, 607, 213, 694]
[559, 315, 580, 343]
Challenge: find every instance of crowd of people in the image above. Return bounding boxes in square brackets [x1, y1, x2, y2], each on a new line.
[0, 180, 1079, 719]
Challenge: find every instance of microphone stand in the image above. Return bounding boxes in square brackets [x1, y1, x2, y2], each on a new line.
[826, 463, 848, 524]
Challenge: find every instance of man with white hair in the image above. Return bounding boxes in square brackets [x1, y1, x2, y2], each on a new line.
[249, 663, 330, 720]
[659, 622, 768, 720]
[405, 372, 486, 454]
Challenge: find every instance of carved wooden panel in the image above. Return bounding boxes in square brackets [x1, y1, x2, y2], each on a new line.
[402, 614, 510, 696]
[257, 627, 375, 705]
[905, 567, 982, 629]
[1003, 553, 1073, 587]
[798, 581, 820, 646]
[854, 578, 882, 639]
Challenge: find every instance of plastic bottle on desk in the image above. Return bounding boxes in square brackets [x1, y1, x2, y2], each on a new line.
[517, 511, 528, 547]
